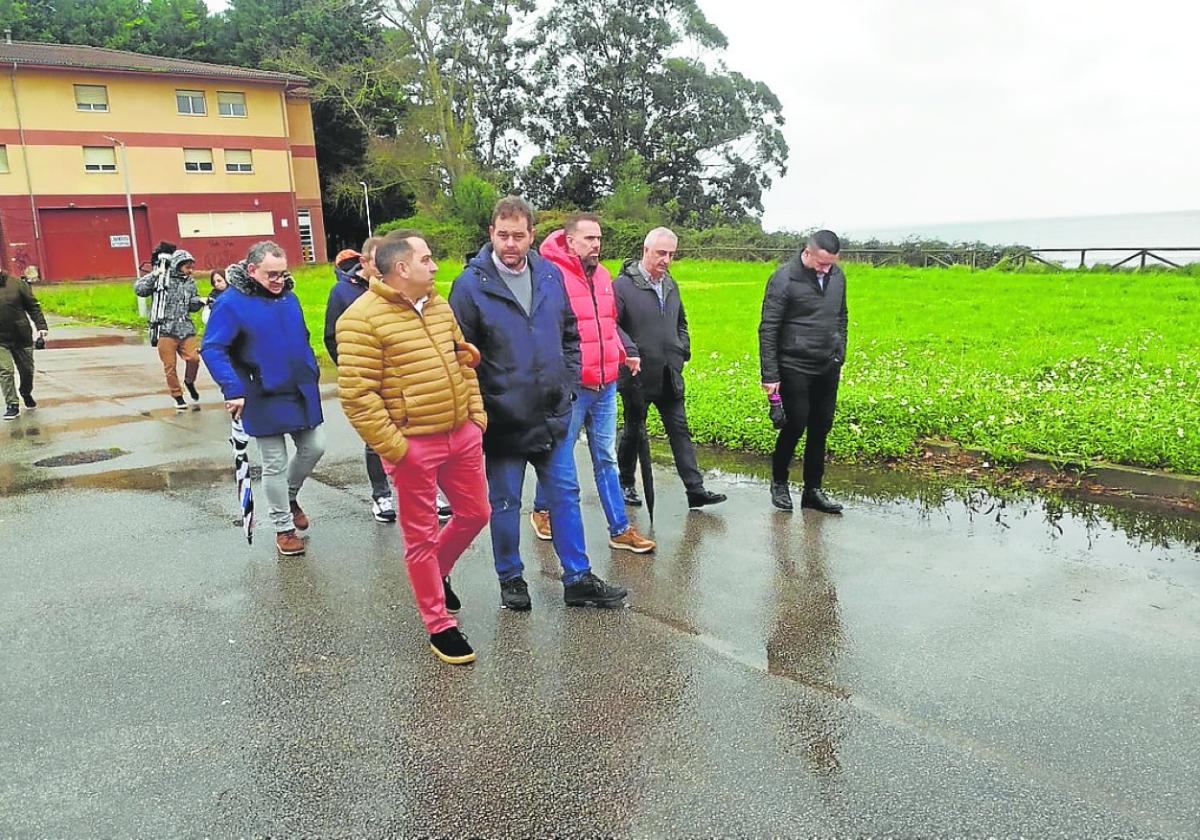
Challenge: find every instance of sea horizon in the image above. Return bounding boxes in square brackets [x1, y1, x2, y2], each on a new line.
[838, 209, 1200, 266]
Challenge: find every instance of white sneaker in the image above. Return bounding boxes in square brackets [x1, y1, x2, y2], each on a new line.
[372, 495, 397, 523]
[437, 490, 452, 521]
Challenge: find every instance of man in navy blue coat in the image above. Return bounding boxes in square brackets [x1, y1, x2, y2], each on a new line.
[449, 196, 627, 612]
[202, 240, 326, 558]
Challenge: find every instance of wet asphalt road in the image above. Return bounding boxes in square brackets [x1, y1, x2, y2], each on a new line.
[2, 323, 1199, 837]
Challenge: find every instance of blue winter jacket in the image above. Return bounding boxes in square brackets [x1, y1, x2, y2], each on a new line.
[323, 262, 367, 363]
[449, 245, 581, 456]
[200, 261, 324, 438]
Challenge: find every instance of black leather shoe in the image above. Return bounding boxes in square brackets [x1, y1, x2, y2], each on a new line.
[801, 487, 843, 514]
[770, 481, 793, 511]
[687, 488, 727, 509]
[500, 576, 531, 611]
[622, 485, 643, 507]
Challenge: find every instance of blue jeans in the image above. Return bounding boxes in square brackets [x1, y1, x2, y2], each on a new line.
[534, 383, 629, 537]
[486, 429, 592, 585]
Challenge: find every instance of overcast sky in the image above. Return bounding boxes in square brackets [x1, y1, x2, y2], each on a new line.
[206, 0, 1197, 232]
[698, 0, 1200, 230]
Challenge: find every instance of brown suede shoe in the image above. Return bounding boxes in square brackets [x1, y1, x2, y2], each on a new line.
[608, 525, 656, 554]
[529, 509, 552, 541]
[290, 500, 310, 531]
[276, 530, 306, 556]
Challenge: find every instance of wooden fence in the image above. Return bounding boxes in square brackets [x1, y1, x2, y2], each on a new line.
[679, 245, 1200, 270]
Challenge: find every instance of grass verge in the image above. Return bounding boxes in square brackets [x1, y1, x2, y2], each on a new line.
[34, 260, 1200, 473]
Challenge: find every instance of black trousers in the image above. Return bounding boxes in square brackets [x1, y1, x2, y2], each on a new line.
[618, 383, 704, 493]
[364, 444, 391, 500]
[772, 367, 840, 486]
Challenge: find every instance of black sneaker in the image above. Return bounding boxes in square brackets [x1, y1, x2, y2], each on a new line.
[184, 380, 200, 404]
[3, 404, 18, 420]
[430, 627, 475, 665]
[173, 395, 187, 412]
[499, 576, 531, 611]
[443, 576, 461, 614]
[20, 394, 36, 409]
[564, 572, 628, 608]
[622, 485, 643, 507]
[686, 488, 727, 509]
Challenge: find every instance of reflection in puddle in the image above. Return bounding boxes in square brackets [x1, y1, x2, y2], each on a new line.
[670, 442, 1200, 555]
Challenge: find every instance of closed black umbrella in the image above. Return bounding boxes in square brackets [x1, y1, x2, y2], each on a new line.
[637, 426, 656, 524]
[230, 418, 255, 544]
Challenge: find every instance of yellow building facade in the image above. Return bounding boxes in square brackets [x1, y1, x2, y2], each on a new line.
[0, 40, 325, 280]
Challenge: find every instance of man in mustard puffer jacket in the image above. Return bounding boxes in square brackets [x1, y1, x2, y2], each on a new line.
[336, 229, 489, 666]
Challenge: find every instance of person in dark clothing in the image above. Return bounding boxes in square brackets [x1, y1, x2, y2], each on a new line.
[449, 195, 627, 612]
[209, 269, 228, 299]
[202, 269, 227, 325]
[0, 271, 48, 419]
[758, 229, 848, 514]
[324, 238, 398, 524]
[614, 227, 726, 510]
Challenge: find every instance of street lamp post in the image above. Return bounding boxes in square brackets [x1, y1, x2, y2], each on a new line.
[104, 135, 145, 315]
[359, 181, 372, 239]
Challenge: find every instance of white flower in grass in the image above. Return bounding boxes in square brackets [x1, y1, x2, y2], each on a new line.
[1178, 428, 1186, 438]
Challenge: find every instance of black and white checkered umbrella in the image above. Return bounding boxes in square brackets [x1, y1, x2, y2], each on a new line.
[229, 418, 255, 544]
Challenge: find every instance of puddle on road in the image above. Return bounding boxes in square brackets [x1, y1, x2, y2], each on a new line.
[4, 441, 1200, 560]
[33, 448, 128, 467]
[678, 443, 1200, 556]
[45, 334, 146, 349]
[0, 460, 255, 496]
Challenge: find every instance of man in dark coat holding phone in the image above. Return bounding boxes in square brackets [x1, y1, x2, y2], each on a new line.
[757, 229, 848, 514]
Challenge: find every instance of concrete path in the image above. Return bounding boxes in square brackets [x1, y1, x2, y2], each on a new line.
[1, 322, 1197, 837]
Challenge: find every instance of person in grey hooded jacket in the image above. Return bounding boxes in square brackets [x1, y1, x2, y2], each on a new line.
[134, 249, 206, 410]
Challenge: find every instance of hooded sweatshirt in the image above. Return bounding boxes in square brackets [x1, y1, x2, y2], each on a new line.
[133, 250, 205, 340]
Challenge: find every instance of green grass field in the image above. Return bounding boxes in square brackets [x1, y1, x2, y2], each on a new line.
[35, 261, 1200, 473]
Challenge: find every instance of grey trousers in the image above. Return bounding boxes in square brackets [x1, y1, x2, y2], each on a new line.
[256, 425, 327, 532]
[0, 343, 34, 406]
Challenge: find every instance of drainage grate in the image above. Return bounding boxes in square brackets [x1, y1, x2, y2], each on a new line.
[33, 448, 128, 467]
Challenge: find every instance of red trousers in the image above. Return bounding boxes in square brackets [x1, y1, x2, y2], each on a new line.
[384, 421, 490, 634]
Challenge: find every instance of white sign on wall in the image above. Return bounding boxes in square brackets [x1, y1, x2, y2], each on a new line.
[110, 235, 131, 248]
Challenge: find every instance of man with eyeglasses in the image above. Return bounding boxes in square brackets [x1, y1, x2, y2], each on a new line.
[202, 240, 327, 557]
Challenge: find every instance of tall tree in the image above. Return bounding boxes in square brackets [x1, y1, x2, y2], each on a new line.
[138, 0, 215, 60]
[523, 0, 788, 223]
[219, 0, 419, 246]
[374, 0, 534, 187]
[6, 0, 146, 49]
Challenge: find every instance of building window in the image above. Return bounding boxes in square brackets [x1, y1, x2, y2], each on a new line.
[177, 211, 275, 238]
[176, 89, 206, 115]
[83, 146, 118, 172]
[225, 149, 254, 173]
[218, 91, 247, 117]
[0, 146, 9, 174]
[184, 148, 214, 173]
[74, 84, 109, 112]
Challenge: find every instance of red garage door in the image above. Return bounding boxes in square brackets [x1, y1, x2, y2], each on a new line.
[40, 207, 151, 281]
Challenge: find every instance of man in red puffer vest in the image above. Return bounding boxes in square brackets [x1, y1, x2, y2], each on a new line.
[529, 213, 656, 553]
